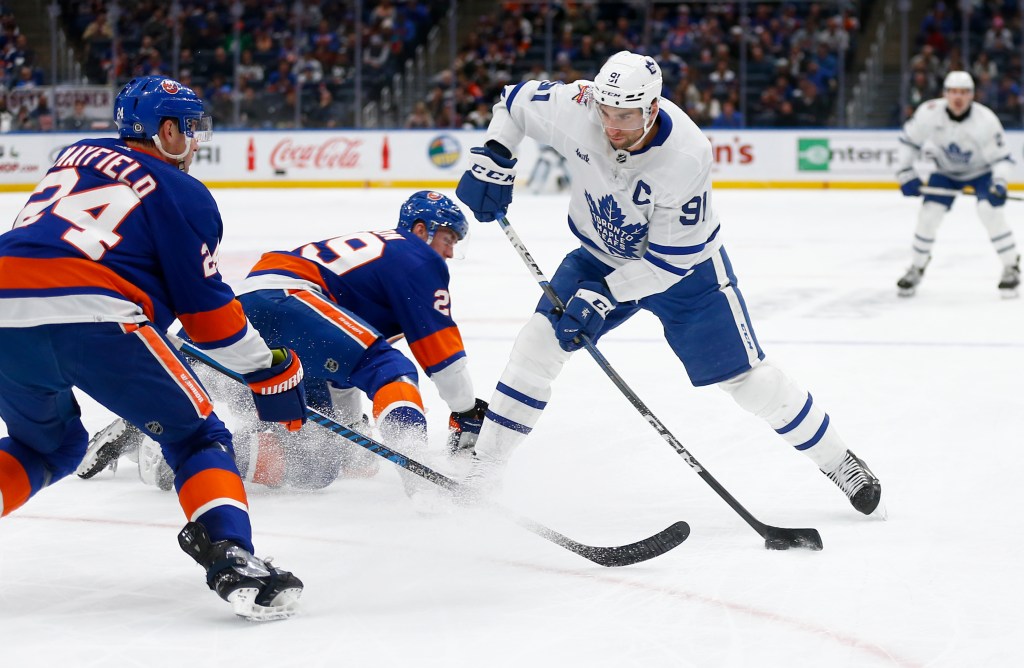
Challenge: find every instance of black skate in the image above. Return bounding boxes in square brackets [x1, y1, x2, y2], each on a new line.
[178, 521, 303, 622]
[896, 265, 926, 297]
[822, 450, 882, 515]
[77, 418, 144, 479]
[999, 258, 1020, 299]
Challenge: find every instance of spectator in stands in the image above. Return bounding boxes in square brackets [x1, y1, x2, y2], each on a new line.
[404, 101, 434, 129]
[984, 15, 1015, 52]
[462, 99, 492, 129]
[60, 100, 91, 132]
[711, 98, 744, 128]
[303, 85, 337, 128]
[0, 96, 12, 133]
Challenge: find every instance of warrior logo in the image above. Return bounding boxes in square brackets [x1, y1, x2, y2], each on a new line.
[585, 191, 647, 258]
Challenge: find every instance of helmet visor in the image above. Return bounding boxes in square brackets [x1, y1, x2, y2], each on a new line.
[593, 102, 647, 131]
[184, 115, 213, 142]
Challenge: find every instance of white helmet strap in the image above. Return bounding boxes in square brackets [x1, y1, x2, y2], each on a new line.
[152, 132, 191, 170]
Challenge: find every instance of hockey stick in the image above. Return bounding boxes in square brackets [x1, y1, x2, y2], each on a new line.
[496, 214, 823, 551]
[919, 185, 1024, 201]
[177, 339, 690, 567]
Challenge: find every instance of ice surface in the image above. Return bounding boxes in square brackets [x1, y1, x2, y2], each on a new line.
[1, 188, 1022, 667]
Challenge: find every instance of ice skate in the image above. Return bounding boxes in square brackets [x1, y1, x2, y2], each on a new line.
[138, 438, 175, 491]
[998, 258, 1020, 298]
[822, 449, 882, 516]
[461, 453, 507, 503]
[896, 265, 926, 297]
[77, 418, 144, 479]
[178, 521, 303, 622]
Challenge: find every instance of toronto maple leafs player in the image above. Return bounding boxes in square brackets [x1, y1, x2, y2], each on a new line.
[455, 51, 882, 515]
[0, 76, 306, 620]
[896, 70, 1020, 297]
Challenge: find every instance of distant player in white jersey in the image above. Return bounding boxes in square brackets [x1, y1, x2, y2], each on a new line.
[895, 70, 1020, 297]
[455, 51, 882, 516]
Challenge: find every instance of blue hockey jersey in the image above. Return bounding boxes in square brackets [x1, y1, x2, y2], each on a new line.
[238, 228, 466, 377]
[0, 137, 271, 373]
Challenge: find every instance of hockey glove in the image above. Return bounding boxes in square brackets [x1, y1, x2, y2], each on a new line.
[243, 348, 307, 432]
[899, 176, 922, 197]
[446, 398, 489, 455]
[456, 141, 517, 222]
[554, 281, 617, 352]
[990, 179, 1008, 203]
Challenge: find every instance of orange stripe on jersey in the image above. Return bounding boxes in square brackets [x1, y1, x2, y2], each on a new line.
[372, 379, 424, 419]
[249, 253, 331, 295]
[0, 256, 156, 322]
[177, 467, 248, 520]
[178, 299, 248, 344]
[292, 290, 378, 348]
[130, 325, 213, 419]
[252, 432, 286, 487]
[0, 451, 32, 517]
[408, 326, 466, 370]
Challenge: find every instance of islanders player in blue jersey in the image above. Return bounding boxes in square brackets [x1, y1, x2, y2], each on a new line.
[82, 191, 487, 504]
[0, 76, 307, 621]
[457, 51, 883, 516]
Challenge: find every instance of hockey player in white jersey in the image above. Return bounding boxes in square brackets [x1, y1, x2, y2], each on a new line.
[895, 70, 1020, 297]
[455, 51, 882, 516]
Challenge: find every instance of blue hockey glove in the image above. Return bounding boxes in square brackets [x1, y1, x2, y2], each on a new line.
[554, 281, 617, 352]
[447, 398, 489, 455]
[456, 142, 517, 222]
[243, 348, 307, 432]
[990, 179, 1008, 203]
[899, 176, 922, 197]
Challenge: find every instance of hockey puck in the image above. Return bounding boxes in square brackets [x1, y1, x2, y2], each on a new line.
[764, 537, 791, 550]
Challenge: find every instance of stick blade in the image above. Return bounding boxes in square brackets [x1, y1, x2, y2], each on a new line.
[578, 521, 691, 567]
[763, 526, 823, 551]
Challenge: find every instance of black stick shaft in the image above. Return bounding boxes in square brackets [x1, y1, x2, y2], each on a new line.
[178, 339, 690, 565]
[496, 215, 821, 550]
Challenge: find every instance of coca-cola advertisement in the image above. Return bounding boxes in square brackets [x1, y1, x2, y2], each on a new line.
[268, 136, 362, 174]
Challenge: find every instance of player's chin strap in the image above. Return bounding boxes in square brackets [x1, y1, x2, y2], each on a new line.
[152, 133, 191, 170]
[494, 213, 823, 551]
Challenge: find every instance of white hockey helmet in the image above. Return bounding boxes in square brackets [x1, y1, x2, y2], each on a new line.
[943, 70, 974, 91]
[592, 51, 663, 112]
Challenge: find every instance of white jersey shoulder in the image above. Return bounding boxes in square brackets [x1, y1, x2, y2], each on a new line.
[486, 80, 722, 302]
[899, 98, 1011, 180]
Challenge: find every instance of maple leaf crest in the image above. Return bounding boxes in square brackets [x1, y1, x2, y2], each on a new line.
[585, 191, 647, 258]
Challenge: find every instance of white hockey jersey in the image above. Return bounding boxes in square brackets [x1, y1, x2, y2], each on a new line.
[486, 79, 722, 303]
[896, 97, 1013, 183]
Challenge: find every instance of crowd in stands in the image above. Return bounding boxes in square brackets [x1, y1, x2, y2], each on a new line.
[903, 1, 1023, 127]
[411, 2, 867, 131]
[11, 1, 1023, 133]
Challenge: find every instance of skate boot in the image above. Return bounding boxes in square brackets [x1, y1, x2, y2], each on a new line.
[998, 257, 1020, 298]
[822, 449, 882, 515]
[138, 438, 175, 491]
[461, 452, 507, 502]
[897, 264, 926, 297]
[77, 418, 144, 479]
[178, 521, 303, 622]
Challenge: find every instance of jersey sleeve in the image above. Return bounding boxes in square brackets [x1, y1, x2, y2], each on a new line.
[486, 79, 589, 153]
[980, 108, 1014, 181]
[147, 178, 271, 374]
[383, 254, 471, 390]
[895, 102, 932, 177]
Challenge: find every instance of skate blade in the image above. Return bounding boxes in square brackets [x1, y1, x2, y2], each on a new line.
[868, 499, 888, 520]
[77, 422, 129, 478]
[1000, 288, 1019, 299]
[228, 587, 302, 622]
[897, 287, 916, 298]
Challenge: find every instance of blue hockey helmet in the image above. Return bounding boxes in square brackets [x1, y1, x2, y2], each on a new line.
[398, 190, 469, 241]
[114, 76, 212, 142]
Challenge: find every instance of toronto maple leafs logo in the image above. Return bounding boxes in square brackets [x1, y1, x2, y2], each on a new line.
[585, 191, 647, 258]
[943, 142, 973, 165]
